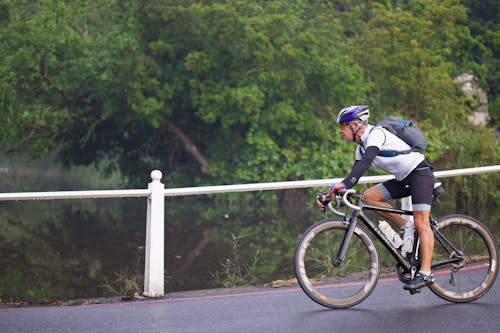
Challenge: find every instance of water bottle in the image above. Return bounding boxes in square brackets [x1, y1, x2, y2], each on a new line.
[378, 220, 403, 248]
[401, 223, 415, 255]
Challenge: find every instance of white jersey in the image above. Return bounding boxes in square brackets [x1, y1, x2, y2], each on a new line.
[356, 125, 424, 180]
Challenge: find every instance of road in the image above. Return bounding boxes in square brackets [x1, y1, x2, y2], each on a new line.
[1, 275, 499, 333]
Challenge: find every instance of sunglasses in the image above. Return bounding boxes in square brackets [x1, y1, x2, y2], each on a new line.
[339, 122, 350, 129]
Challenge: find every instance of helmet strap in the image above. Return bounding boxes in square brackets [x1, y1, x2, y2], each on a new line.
[350, 122, 366, 143]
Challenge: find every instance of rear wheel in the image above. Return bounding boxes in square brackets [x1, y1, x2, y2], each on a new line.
[294, 219, 380, 308]
[429, 214, 498, 303]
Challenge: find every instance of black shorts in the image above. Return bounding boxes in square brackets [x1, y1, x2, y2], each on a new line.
[376, 160, 435, 211]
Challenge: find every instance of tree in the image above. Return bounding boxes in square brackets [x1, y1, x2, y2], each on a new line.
[0, 0, 368, 186]
[461, 0, 500, 126]
[354, 1, 468, 121]
[0, 0, 144, 171]
[0, 0, 497, 193]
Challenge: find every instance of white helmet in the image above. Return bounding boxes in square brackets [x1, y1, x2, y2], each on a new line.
[337, 105, 370, 124]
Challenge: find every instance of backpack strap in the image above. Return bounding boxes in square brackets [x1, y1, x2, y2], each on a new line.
[366, 126, 413, 157]
[377, 149, 413, 157]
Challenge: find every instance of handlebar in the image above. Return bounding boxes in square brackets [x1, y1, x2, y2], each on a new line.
[326, 200, 346, 217]
[342, 189, 361, 211]
[318, 189, 361, 216]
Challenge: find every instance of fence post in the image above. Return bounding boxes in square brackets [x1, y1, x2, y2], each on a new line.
[143, 170, 165, 297]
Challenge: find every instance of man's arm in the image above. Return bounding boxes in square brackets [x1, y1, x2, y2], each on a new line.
[342, 146, 380, 188]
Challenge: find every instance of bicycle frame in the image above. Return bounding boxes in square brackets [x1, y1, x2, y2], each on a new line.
[333, 192, 464, 274]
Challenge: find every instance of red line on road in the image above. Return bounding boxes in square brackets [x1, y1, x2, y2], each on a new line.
[164, 262, 490, 303]
[0, 263, 489, 310]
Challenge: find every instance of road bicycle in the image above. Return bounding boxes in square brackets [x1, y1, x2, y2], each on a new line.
[294, 184, 498, 309]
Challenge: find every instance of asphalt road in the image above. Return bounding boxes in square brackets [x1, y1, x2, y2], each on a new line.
[1, 275, 499, 333]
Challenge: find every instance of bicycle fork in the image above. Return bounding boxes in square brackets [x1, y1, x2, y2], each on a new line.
[333, 213, 358, 267]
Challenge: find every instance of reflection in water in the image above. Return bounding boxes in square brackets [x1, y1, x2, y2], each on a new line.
[0, 198, 147, 302]
[0, 161, 148, 302]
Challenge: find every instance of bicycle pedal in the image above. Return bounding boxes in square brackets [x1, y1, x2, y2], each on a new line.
[409, 289, 421, 295]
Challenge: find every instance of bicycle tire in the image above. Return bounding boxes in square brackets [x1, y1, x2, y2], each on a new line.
[429, 214, 498, 303]
[294, 219, 380, 308]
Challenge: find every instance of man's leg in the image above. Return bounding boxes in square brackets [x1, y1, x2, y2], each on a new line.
[403, 209, 435, 291]
[413, 210, 434, 272]
[403, 164, 436, 291]
[363, 186, 407, 228]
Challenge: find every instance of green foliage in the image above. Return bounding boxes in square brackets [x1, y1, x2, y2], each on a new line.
[0, 0, 146, 176]
[0, 0, 368, 186]
[1, 0, 496, 186]
[144, 0, 369, 183]
[354, 0, 468, 123]
[100, 251, 144, 299]
[489, 98, 500, 123]
[209, 233, 260, 288]
[462, 0, 500, 97]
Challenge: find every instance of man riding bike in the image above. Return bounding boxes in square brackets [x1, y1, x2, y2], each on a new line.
[317, 105, 436, 292]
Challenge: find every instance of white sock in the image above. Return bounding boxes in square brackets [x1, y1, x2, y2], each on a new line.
[419, 270, 431, 276]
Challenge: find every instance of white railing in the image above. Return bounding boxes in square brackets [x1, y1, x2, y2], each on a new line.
[1, 165, 499, 297]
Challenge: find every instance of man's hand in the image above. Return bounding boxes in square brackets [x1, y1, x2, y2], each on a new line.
[316, 193, 329, 212]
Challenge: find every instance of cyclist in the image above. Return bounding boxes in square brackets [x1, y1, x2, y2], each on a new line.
[317, 105, 436, 292]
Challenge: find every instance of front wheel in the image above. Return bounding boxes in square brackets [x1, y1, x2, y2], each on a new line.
[429, 214, 498, 303]
[294, 219, 380, 309]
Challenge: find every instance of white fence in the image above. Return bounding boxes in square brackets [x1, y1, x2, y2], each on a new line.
[1, 165, 499, 297]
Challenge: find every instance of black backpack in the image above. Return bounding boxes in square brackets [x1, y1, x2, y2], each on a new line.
[369, 117, 428, 157]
